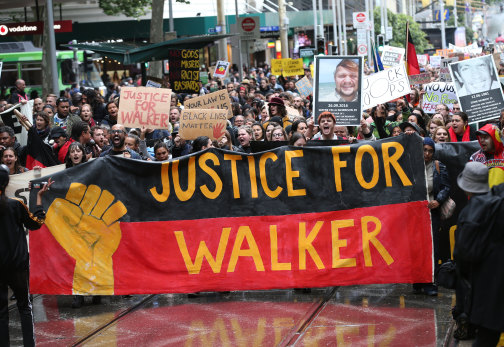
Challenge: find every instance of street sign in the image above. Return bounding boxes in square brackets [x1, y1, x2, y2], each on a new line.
[356, 28, 367, 56]
[435, 9, 450, 21]
[238, 17, 260, 40]
[386, 26, 393, 41]
[353, 12, 369, 29]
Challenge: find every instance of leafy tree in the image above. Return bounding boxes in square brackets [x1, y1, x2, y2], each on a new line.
[99, 0, 189, 19]
[374, 8, 432, 53]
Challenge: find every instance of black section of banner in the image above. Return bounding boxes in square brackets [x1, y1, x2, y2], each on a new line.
[32, 135, 427, 222]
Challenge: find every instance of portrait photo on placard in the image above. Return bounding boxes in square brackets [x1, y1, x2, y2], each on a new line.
[313, 56, 363, 126]
[449, 55, 504, 124]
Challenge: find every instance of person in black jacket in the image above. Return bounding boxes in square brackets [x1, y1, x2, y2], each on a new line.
[0, 164, 52, 347]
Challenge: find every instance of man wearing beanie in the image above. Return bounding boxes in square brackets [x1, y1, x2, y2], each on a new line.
[453, 162, 504, 344]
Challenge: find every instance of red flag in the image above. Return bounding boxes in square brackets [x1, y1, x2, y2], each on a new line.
[405, 23, 420, 76]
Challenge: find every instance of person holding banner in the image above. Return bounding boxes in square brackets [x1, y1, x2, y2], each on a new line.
[0, 165, 52, 347]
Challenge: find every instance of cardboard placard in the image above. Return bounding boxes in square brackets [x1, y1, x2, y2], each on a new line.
[295, 76, 313, 98]
[417, 54, 429, 66]
[435, 49, 453, 58]
[362, 64, 412, 110]
[421, 82, 457, 114]
[118, 87, 172, 129]
[282, 58, 304, 76]
[285, 105, 301, 121]
[408, 73, 432, 85]
[448, 43, 482, 55]
[183, 89, 233, 119]
[381, 46, 405, 68]
[213, 61, 230, 79]
[179, 109, 228, 140]
[169, 49, 200, 93]
[271, 59, 283, 75]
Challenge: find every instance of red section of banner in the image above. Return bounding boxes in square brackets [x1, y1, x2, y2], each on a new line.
[30, 201, 432, 295]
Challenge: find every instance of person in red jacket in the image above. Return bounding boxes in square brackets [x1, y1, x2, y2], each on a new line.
[470, 123, 504, 187]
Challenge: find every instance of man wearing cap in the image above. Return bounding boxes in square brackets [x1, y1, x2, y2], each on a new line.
[399, 121, 423, 136]
[49, 127, 73, 164]
[319, 59, 359, 102]
[469, 123, 504, 187]
[453, 162, 504, 345]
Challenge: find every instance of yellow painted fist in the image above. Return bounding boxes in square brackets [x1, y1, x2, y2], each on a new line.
[46, 183, 127, 295]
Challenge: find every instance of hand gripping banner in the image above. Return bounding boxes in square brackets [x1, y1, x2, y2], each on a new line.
[30, 135, 432, 295]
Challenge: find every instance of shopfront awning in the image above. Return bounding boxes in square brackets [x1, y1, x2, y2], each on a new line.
[61, 34, 235, 64]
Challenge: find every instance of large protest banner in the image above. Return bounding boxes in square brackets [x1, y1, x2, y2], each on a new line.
[169, 49, 200, 93]
[118, 87, 172, 129]
[421, 82, 457, 114]
[314, 56, 363, 125]
[30, 135, 432, 295]
[179, 109, 228, 140]
[449, 55, 504, 123]
[183, 89, 232, 118]
[362, 64, 411, 110]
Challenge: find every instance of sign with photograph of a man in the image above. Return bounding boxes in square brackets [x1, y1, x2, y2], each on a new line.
[449, 55, 504, 124]
[314, 56, 363, 125]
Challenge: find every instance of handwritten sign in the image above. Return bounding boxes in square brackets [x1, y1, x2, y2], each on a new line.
[285, 105, 301, 121]
[169, 49, 200, 93]
[183, 89, 233, 118]
[295, 76, 313, 98]
[118, 87, 172, 129]
[179, 109, 228, 140]
[417, 54, 428, 66]
[408, 73, 432, 85]
[430, 55, 441, 68]
[421, 82, 457, 114]
[271, 59, 283, 75]
[435, 49, 453, 58]
[282, 58, 304, 76]
[448, 43, 482, 55]
[362, 64, 411, 110]
[213, 61, 230, 79]
[381, 46, 405, 68]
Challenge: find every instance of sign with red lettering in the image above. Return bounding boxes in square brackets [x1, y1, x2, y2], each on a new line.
[30, 135, 432, 295]
[0, 20, 72, 36]
[179, 109, 228, 140]
[118, 86, 172, 129]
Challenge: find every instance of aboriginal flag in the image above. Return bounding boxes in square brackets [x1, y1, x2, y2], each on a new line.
[405, 22, 420, 75]
[25, 127, 58, 169]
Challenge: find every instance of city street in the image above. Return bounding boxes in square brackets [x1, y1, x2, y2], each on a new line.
[8, 284, 457, 346]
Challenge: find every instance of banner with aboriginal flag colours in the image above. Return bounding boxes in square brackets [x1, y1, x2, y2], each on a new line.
[29, 135, 432, 295]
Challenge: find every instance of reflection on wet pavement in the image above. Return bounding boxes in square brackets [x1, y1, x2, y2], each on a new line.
[7, 284, 457, 346]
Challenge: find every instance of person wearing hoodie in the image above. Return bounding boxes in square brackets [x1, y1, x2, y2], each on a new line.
[470, 123, 504, 188]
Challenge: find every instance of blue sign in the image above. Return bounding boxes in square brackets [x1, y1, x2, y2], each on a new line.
[208, 26, 222, 34]
[435, 9, 450, 21]
[260, 26, 279, 32]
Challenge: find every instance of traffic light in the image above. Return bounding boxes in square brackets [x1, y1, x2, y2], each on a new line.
[317, 37, 325, 55]
[83, 51, 94, 72]
[377, 35, 385, 52]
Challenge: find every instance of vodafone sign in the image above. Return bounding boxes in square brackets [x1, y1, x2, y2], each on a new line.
[0, 20, 72, 36]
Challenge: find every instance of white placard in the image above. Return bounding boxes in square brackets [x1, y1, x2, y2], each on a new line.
[362, 64, 412, 110]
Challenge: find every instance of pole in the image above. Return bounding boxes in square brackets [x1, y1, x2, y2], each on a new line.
[235, 0, 243, 80]
[341, 0, 347, 54]
[365, 0, 372, 65]
[46, 0, 59, 95]
[380, 0, 385, 40]
[440, 0, 446, 49]
[370, 0, 375, 49]
[169, 0, 174, 32]
[332, 0, 339, 54]
[383, 0, 388, 43]
[217, 0, 228, 60]
[313, 0, 318, 52]
[337, 0, 343, 54]
[279, 0, 289, 58]
[453, 0, 458, 27]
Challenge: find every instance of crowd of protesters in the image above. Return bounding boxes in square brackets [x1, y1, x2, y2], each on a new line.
[1, 52, 504, 345]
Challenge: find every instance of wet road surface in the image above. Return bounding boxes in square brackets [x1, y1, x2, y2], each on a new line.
[8, 284, 460, 346]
